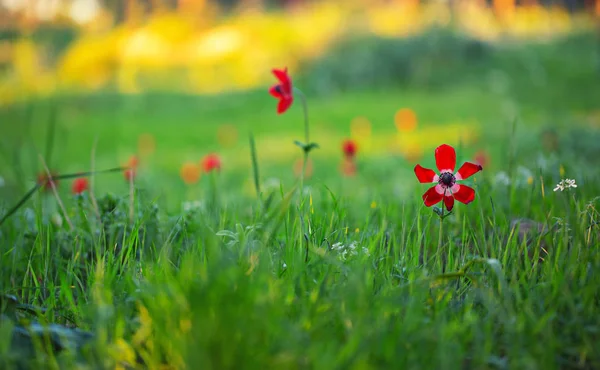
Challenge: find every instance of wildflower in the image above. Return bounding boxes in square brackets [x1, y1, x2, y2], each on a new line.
[331, 241, 369, 261]
[342, 139, 358, 159]
[268, 68, 293, 114]
[180, 162, 201, 184]
[553, 179, 577, 192]
[201, 153, 221, 172]
[414, 144, 482, 212]
[182, 200, 204, 212]
[72, 178, 89, 195]
[494, 172, 511, 186]
[124, 168, 136, 182]
[37, 172, 59, 192]
[124, 155, 139, 182]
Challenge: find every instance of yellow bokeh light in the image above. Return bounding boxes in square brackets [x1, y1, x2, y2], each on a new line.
[217, 124, 239, 148]
[138, 133, 156, 157]
[350, 116, 372, 138]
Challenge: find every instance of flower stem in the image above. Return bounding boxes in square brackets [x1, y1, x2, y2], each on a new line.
[438, 201, 445, 272]
[294, 87, 310, 195]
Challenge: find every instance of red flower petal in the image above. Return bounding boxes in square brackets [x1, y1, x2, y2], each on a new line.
[272, 68, 291, 93]
[414, 164, 437, 183]
[72, 178, 89, 194]
[452, 184, 476, 204]
[277, 97, 293, 114]
[444, 194, 454, 211]
[435, 144, 456, 173]
[269, 85, 283, 99]
[456, 162, 482, 180]
[422, 186, 443, 207]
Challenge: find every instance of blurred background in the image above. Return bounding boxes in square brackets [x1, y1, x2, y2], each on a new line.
[0, 0, 599, 210]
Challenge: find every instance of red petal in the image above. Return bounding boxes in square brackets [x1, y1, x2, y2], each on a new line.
[452, 184, 476, 204]
[422, 186, 443, 207]
[444, 194, 454, 212]
[269, 85, 282, 98]
[272, 68, 291, 93]
[277, 97, 293, 114]
[414, 164, 437, 183]
[456, 162, 482, 180]
[435, 144, 456, 173]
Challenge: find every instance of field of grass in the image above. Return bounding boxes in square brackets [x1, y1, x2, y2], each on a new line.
[1, 30, 600, 369]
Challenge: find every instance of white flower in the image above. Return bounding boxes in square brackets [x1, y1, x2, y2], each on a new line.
[494, 171, 511, 186]
[554, 179, 577, 192]
[182, 200, 203, 212]
[331, 241, 368, 261]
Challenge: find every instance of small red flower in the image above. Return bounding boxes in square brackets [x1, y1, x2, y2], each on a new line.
[414, 144, 482, 212]
[268, 68, 293, 114]
[72, 178, 89, 195]
[124, 168, 136, 182]
[342, 139, 358, 159]
[124, 155, 139, 182]
[202, 153, 221, 173]
[37, 172, 59, 192]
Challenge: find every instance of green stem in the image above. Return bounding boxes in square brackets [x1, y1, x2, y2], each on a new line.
[438, 199, 445, 271]
[249, 132, 261, 202]
[294, 88, 310, 195]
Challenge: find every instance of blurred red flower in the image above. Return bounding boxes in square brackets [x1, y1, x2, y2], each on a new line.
[37, 172, 58, 192]
[202, 153, 221, 172]
[124, 169, 136, 182]
[124, 155, 139, 182]
[414, 144, 482, 212]
[269, 68, 293, 114]
[342, 139, 358, 159]
[72, 178, 89, 195]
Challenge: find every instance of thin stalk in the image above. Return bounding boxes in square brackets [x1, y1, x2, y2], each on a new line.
[39, 154, 74, 231]
[249, 132, 261, 201]
[294, 88, 310, 195]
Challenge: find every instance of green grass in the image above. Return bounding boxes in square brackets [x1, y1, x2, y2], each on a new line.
[2, 36, 600, 369]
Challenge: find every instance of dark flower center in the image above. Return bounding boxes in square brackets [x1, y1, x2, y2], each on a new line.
[439, 172, 456, 187]
[274, 85, 283, 94]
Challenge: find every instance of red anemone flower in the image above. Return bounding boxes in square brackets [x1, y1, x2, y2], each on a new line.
[37, 172, 59, 192]
[342, 139, 358, 159]
[414, 144, 482, 212]
[124, 168, 136, 182]
[202, 153, 221, 173]
[268, 68, 293, 114]
[72, 178, 89, 195]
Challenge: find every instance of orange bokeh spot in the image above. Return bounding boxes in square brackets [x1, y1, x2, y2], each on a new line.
[138, 133, 156, 157]
[127, 155, 139, 169]
[180, 162, 201, 184]
[217, 124, 239, 148]
[394, 108, 418, 132]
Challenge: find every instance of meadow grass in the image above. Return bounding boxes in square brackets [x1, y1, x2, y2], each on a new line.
[1, 62, 600, 369]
